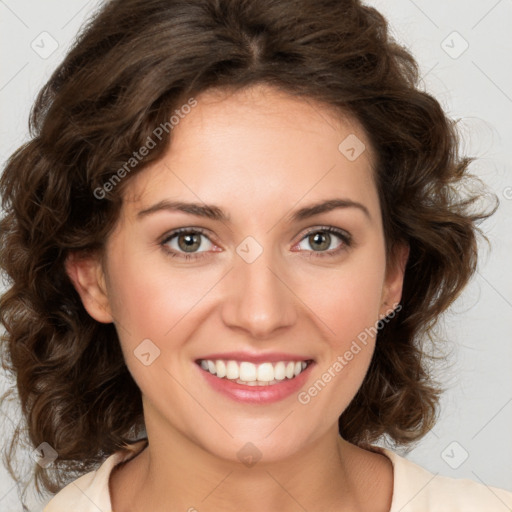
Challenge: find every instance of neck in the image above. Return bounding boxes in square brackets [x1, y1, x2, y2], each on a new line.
[110, 406, 393, 512]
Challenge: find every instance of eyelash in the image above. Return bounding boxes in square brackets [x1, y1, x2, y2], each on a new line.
[160, 226, 352, 261]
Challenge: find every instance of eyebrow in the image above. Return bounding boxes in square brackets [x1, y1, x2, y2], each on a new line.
[136, 198, 371, 223]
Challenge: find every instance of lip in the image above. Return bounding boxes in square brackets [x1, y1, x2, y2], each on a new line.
[196, 351, 314, 364]
[195, 359, 315, 404]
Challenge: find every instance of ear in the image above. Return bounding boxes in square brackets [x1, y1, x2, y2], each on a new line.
[380, 242, 410, 318]
[64, 251, 113, 323]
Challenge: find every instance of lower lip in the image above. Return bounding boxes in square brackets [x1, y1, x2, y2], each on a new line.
[196, 362, 315, 404]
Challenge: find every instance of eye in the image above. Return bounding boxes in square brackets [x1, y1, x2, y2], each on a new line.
[160, 228, 217, 260]
[294, 226, 352, 257]
[160, 226, 352, 261]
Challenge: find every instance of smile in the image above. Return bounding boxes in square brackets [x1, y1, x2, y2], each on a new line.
[197, 359, 312, 386]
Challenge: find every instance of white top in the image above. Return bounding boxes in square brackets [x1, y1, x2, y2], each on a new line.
[43, 439, 512, 512]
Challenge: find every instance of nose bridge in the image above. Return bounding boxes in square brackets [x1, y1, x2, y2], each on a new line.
[221, 238, 296, 337]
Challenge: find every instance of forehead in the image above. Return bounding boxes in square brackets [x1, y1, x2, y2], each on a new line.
[122, 84, 378, 220]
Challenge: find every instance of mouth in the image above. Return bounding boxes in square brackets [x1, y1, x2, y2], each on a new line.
[195, 358, 314, 386]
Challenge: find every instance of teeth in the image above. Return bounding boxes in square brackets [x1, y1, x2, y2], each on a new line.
[216, 360, 226, 378]
[257, 362, 274, 382]
[240, 362, 257, 381]
[285, 361, 295, 379]
[274, 362, 286, 380]
[199, 358, 310, 384]
[226, 360, 239, 380]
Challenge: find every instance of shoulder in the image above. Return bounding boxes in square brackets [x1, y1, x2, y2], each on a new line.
[376, 447, 512, 512]
[43, 440, 148, 512]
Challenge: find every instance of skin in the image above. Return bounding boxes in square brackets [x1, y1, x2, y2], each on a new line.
[66, 83, 409, 512]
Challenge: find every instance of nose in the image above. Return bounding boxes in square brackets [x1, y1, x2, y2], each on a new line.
[220, 246, 297, 340]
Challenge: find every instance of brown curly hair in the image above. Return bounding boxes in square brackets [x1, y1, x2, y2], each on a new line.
[0, 0, 497, 498]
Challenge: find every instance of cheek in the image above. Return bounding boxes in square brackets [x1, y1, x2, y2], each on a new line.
[106, 245, 219, 347]
[305, 249, 386, 343]
[104, 250, 208, 396]
[297, 244, 386, 408]
[298, 272, 382, 419]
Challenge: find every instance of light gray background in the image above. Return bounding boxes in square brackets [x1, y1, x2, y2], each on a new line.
[1, 0, 511, 510]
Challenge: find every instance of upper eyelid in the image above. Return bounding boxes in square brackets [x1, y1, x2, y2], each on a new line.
[161, 226, 210, 241]
[296, 226, 351, 244]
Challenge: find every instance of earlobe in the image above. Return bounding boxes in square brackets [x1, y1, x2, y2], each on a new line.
[380, 242, 410, 317]
[64, 251, 113, 323]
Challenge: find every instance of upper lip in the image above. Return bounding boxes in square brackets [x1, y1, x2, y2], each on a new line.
[196, 352, 314, 364]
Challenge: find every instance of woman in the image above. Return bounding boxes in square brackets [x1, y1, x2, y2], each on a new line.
[1, 0, 510, 510]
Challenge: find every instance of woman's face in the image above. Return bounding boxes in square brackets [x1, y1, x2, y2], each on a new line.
[71, 84, 408, 462]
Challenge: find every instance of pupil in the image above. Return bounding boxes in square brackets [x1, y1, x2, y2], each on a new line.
[311, 232, 329, 251]
[179, 233, 200, 252]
